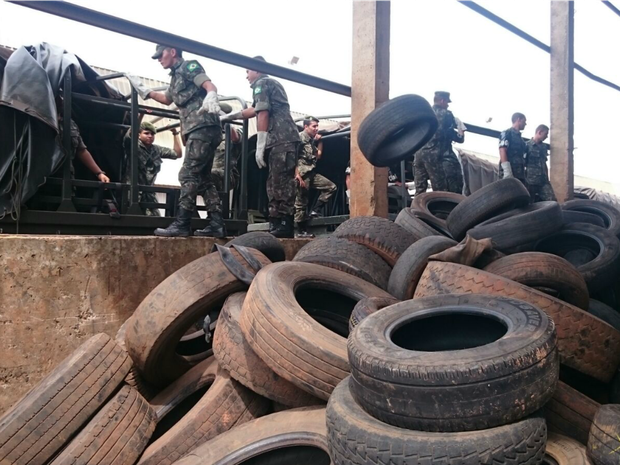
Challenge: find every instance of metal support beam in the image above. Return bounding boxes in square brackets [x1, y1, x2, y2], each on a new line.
[127, 88, 142, 214]
[58, 72, 76, 212]
[350, 0, 390, 218]
[550, 1, 574, 203]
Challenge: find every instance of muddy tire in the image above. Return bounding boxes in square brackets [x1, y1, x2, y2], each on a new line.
[563, 210, 605, 228]
[213, 293, 320, 407]
[388, 236, 457, 300]
[412, 191, 464, 223]
[357, 94, 438, 167]
[483, 252, 589, 310]
[327, 377, 547, 465]
[588, 405, 620, 465]
[545, 433, 592, 465]
[446, 178, 530, 240]
[0, 334, 131, 465]
[116, 320, 159, 401]
[125, 249, 271, 387]
[394, 208, 442, 239]
[333, 216, 416, 266]
[222, 232, 286, 262]
[349, 296, 400, 332]
[415, 262, 620, 382]
[50, 386, 156, 465]
[240, 262, 393, 400]
[545, 381, 599, 446]
[171, 407, 329, 465]
[562, 199, 620, 237]
[138, 360, 269, 465]
[293, 236, 392, 290]
[349, 294, 558, 431]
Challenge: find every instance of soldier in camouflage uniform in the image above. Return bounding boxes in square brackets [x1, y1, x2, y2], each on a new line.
[526, 124, 556, 202]
[294, 116, 336, 238]
[221, 56, 300, 238]
[499, 112, 528, 185]
[415, 91, 463, 194]
[123, 121, 181, 216]
[126, 44, 223, 237]
[210, 125, 242, 193]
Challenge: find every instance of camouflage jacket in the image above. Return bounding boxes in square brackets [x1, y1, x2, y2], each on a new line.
[421, 106, 464, 154]
[499, 127, 527, 169]
[123, 133, 177, 185]
[164, 59, 220, 136]
[297, 131, 317, 177]
[251, 75, 300, 150]
[526, 139, 550, 186]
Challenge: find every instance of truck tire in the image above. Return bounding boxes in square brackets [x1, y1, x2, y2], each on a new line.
[327, 377, 547, 465]
[293, 236, 391, 290]
[240, 262, 393, 400]
[171, 407, 329, 465]
[544, 433, 592, 465]
[213, 293, 320, 407]
[222, 232, 286, 262]
[0, 334, 131, 465]
[348, 294, 558, 431]
[545, 381, 599, 446]
[415, 262, 620, 383]
[395, 208, 442, 239]
[357, 95, 438, 167]
[349, 296, 400, 332]
[483, 252, 589, 310]
[50, 386, 156, 465]
[563, 199, 620, 237]
[412, 191, 464, 222]
[125, 249, 271, 387]
[116, 320, 159, 401]
[563, 210, 605, 228]
[388, 236, 457, 300]
[333, 216, 416, 266]
[588, 405, 620, 465]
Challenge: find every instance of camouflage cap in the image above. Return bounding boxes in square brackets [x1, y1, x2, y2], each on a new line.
[140, 121, 157, 133]
[434, 91, 452, 102]
[151, 44, 167, 60]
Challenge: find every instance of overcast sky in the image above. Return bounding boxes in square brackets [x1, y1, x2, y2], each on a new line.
[1, 0, 619, 187]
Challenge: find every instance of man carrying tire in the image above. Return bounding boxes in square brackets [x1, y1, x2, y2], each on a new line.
[294, 116, 336, 238]
[221, 56, 301, 238]
[526, 124, 556, 202]
[499, 112, 528, 186]
[126, 44, 225, 238]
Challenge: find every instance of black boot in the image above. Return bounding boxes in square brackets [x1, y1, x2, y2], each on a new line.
[271, 216, 294, 238]
[309, 201, 327, 218]
[295, 220, 315, 238]
[194, 211, 226, 238]
[268, 218, 277, 233]
[154, 207, 192, 237]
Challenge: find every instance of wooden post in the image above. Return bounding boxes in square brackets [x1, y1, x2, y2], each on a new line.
[550, 1, 574, 203]
[350, 0, 390, 218]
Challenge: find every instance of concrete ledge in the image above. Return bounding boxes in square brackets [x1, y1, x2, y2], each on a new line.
[0, 234, 310, 413]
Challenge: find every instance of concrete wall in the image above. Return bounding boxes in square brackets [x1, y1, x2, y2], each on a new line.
[0, 235, 308, 414]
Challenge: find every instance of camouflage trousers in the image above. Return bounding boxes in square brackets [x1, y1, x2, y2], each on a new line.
[211, 169, 239, 193]
[499, 159, 526, 186]
[414, 149, 447, 194]
[528, 182, 556, 202]
[123, 172, 161, 216]
[442, 152, 464, 194]
[266, 145, 298, 218]
[179, 127, 223, 213]
[294, 171, 337, 223]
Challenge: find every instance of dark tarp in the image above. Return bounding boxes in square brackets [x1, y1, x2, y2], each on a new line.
[0, 43, 127, 215]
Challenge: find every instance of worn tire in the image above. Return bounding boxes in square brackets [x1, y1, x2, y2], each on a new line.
[545, 433, 592, 465]
[327, 377, 547, 465]
[349, 296, 400, 332]
[222, 231, 286, 262]
[137, 360, 269, 465]
[116, 320, 159, 401]
[395, 208, 442, 239]
[0, 334, 131, 465]
[545, 381, 599, 446]
[172, 407, 329, 465]
[388, 236, 458, 300]
[333, 216, 416, 266]
[484, 252, 589, 310]
[50, 386, 156, 465]
[412, 191, 464, 222]
[588, 299, 620, 332]
[535, 223, 620, 294]
[563, 210, 605, 228]
[293, 236, 391, 290]
[357, 94, 438, 167]
[588, 405, 620, 465]
[415, 262, 620, 382]
[240, 262, 393, 400]
[125, 249, 271, 387]
[563, 199, 620, 237]
[349, 294, 558, 431]
[446, 178, 530, 240]
[213, 293, 320, 407]
[469, 201, 563, 252]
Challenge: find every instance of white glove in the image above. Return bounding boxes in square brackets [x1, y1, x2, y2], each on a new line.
[220, 110, 243, 123]
[454, 117, 467, 133]
[199, 91, 220, 115]
[501, 162, 513, 179]
[125, 74, 152, 100]
[255, 131, 267, 169]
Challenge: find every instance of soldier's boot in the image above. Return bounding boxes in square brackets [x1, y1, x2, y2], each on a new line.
[309, 201, 327, 218]
[295, 220, 315, 239]
[154, 207, 192, 237]
[194, 211, 226, 238]
[271, 216, 294, 239]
